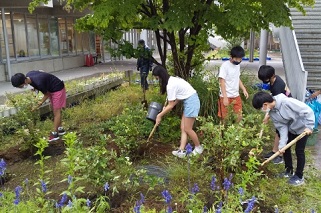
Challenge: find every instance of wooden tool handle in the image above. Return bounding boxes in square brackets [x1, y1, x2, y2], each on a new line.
[261, 132, 307, 166]
[259, 129, 263, 139]
[147, 124, 158, 142]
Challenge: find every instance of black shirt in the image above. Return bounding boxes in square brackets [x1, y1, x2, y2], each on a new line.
[270, 75, 288, 96]
[26, 70, 64, 94]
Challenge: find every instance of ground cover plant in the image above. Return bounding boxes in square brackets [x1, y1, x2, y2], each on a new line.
[0, 70, 320, 212]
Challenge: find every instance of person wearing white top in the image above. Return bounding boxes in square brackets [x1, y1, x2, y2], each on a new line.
[218, 46, 249, 122]
[152, 66, 203, 158]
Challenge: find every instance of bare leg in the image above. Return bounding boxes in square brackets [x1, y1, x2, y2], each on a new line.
[53, 109, 62, 132]
[181, 115, 200, 148]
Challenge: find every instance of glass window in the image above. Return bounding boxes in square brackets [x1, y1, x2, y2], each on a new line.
[82, 32, 90, 53]
[0, 12, 15, 59]
[38, 15, 50, 56]
[58, 18, 67, 54]
[66, 18, 75, 54]
[89, 31, 95, 53]
[75, 30, 83, 54]
[49, 17, 59, 56]
[13, 13, 27, 58]
[26, 14, 39, 57]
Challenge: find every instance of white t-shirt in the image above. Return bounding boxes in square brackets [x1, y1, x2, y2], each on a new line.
[167, 76, 196, 101]
[218, 60, 240, 98]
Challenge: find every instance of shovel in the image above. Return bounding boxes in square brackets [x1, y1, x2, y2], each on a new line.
[261, 131, 307, 166]
[141, 73, 148, 109]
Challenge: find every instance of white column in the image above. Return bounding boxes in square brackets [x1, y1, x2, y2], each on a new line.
[259, 29, 269, 67]
[2, 8, 12, 81]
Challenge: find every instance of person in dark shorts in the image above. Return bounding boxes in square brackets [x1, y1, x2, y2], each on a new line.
[11, 70, 66, 142]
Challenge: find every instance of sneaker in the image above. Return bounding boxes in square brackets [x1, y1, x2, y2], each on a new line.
[288, 175, 304, 186]
[272, 156, 284, 164]
[58, 127, 66, 136]
[278, 170, 294, 178]
[172, 149, 186, 158]
[192, 145, 204, 156]
[48, 132, 59, 142]
[264, 151, 275, 159]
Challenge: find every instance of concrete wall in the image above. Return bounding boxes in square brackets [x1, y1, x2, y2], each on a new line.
[0, 55, 85, 81]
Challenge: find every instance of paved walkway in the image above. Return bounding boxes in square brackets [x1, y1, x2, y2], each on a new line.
[0, 54, 285, 104]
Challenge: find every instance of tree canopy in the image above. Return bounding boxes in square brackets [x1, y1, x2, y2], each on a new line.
[30, 0, 315, 78]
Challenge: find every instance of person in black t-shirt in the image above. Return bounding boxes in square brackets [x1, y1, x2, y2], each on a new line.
[258, 65, 292, 164]
[11, 70, 66, 142]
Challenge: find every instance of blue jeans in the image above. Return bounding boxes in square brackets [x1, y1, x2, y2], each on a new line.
[140, 65, 149, 90]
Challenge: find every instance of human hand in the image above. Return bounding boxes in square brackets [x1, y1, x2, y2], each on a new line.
[223, 97, 229, 106]
[155, 114, 162, 126]
[243, 89, 249, 99]
[304, 128, 313, 135]
[262, 113, 270, 124]
[278, 149, 285, 154]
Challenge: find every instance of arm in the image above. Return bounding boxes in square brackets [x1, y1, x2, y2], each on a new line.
[219, 78, 229, 106]
[155, 100, 179, 125]
[38, 92, 50, 107]
[239, 80, 249, 99]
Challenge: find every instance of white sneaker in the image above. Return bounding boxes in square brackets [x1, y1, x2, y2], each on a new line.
[172, 149, 186, 158]
[192, 145, 204, 156]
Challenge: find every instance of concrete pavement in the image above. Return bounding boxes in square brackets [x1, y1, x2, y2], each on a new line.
[0, 53, 285, 104]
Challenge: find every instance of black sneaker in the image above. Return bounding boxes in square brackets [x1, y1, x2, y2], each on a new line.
[48, 132, 59, 142]
[58, 127, 66, 136]
[264, 151, 275, 159]
[288, 175, 304, 186]
[272, 156, 284, 164]
[278, 170, 294, 178]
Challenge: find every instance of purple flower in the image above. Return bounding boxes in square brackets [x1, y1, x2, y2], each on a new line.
[24, 178, 29, 185]
[216, 201, 222, 213]
[67, 200, 73, 207]
[104, 182, 109, 192]
[223, 178, 231, 191]
[238, 187, 244, 196]
[56, 193, 68, 208]
[13, 185, 22, 205]
[162, 190, 172, 204]
[14, 198, 20, 205]
[191, 183, 199, 194]
[14, 186, 22, 198]
[140, 193, 145, 204]
[68, 175, 73, 184]
[210, 176, 216, 191]
[203, 206, 208, 212]
[186, 143, 193, 155]
[275, 206, 279, 213]
[40, 180, 47, 193]
[244, 196, 256, 213]
[86, 198, 91, 207]
[0, 159, 7, 176]
[167, 205, 173, 213]
[134, 201, 141, 213]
